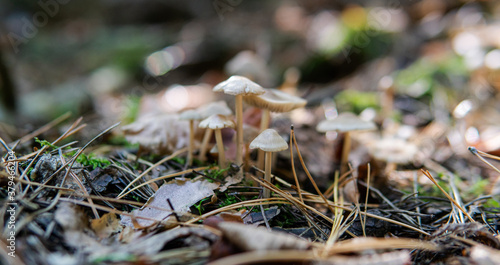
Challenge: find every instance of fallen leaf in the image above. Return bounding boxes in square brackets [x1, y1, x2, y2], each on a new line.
[91, 213, 122, 239]
[217, 222, 311, 251]
[121, 179, 219, 227]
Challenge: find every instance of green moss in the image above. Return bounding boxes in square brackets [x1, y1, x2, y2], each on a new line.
[74, 153, 111, 169]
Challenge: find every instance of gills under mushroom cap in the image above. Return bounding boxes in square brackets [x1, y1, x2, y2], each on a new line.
[250, 129, 288, 152]
[244, 88, 307, 113]
[213, 75, 266, 96]
[199, 114, 235, 130]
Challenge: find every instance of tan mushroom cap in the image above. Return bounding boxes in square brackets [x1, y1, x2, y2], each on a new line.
[213, 75, 266, 96]
[199, 114, 235, 130]
[179, 109, 202, 120]
[196, 101, 233, 119]
[316, 112, 376, 133]
[244, 88, 307, 113]
[250, 129, 288, 152]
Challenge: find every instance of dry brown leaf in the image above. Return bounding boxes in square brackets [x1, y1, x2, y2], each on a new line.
[90, 213, 122, 239]
[326, 250, 411, 265]
[121, 179, 219, 227]
[217, 222, 311, 251]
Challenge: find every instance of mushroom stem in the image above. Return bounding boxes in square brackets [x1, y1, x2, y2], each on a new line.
[199, 128, 213, 161]
[257, 109, 271, 170]
[340, 132, 351, 174]
[244, 143, 251, 172]
[235, 94, 243, 174]
[214, 129, 226, 169]
[187, 120, 194, 166]
[264, 151, 272, 198]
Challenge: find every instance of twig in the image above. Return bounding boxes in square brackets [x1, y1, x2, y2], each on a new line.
[421, 169, 475, 222]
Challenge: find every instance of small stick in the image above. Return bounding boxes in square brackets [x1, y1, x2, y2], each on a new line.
[421, 169, 475, 222]
[290, 125, 303, 203]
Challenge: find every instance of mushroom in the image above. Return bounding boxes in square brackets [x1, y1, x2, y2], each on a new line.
[199, 114, 235, 169]
[242, 124, 260, 172]
[196, 101, 233, 161]
[368, 137, 418, 173]
[244, 88, 307, 169]
[316, 112, 376, 174]
[213, 76, 265, 174]
[179, 109, 202, 166]
[249, 129, 288, 198]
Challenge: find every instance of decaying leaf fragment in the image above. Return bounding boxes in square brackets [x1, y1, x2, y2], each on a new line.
[121, 179, 219, 227]
[91, 213, 122, 239]
[217, 222, 311, 251]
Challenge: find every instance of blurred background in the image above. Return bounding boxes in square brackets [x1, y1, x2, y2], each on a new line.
[1, 0, 500, 142]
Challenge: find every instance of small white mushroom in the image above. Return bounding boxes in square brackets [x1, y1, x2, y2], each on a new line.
[179, 109, 202, 166]
[213, 76, 265, 175]
[244, 88, 307, 169]
[250, 129, 288, 198]
[199, 114, 235, 169]
[316, 112, 376, 174]
[196, 101, 233, 161]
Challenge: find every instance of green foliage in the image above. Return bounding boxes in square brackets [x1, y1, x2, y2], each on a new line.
[122, 96, 141, 124]
[194, 197, 211, 215]
[34, 137, 58, 150]
[395, 55, 467, 98]
[218, 195, 239, 208]
[335, 90, 379, 114]
[75, 153, 111, 169]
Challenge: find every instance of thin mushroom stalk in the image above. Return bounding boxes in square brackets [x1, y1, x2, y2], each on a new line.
[199, 128, 213, 161]
[235, 94, 244, 173]
[257, 109, 271, 170]
[340, 132, 351, 174]
[214, 129, 226, 169]
[264, 151, 272, 198]
[187, 120, 195, 166]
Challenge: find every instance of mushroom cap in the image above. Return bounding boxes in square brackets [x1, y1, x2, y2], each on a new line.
[369, 138, 417, 164]
[249, 129, 288, 152]
[199, 114, 235, 130]
[244, 88, 307, 113]
[179, 109, 202, 120]
[316, 112, 376, 133]
[196, 101, 233, 119]
[213, 75, 266, 96]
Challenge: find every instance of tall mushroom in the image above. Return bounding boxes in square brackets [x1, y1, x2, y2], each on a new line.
[316, 112, 376, 174]
[179, 109, 202, 166]
[244, 88, 307, 169]
[213, 76, 265, 175]
[196, 101, 233, 161]
[250, 129, 288, 198]
[199, 114, 235, 169]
